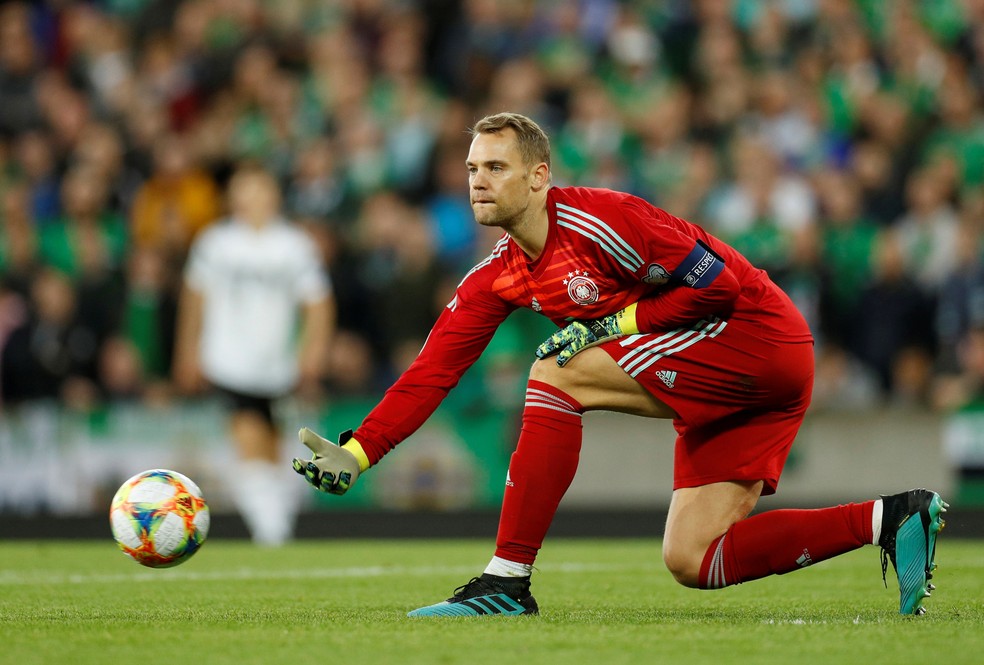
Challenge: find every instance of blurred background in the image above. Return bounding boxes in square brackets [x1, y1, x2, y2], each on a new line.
[1, 0, 983, 537]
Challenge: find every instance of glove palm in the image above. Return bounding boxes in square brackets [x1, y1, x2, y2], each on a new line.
[292, 428, 360, 495]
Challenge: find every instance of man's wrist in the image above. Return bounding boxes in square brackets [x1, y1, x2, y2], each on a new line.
[342, 438, 371, 472]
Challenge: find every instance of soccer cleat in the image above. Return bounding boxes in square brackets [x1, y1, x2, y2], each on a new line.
[407, 574, 539, 617]
[878, 489, 948, 615]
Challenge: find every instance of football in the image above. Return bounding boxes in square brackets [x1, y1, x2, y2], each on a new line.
[109, 469, 210, 568]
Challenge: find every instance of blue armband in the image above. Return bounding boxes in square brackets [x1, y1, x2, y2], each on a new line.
[672, 240, 725, 288]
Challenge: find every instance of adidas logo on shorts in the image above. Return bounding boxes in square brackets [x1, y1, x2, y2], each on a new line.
[655, 370, 677, 389]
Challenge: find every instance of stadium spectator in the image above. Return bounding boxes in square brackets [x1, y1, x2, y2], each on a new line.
[634, 84, 699, 204]
[119, 246, 177, 391]
[552, 77, 631, 190]
[12, 130, 61, 222]
[958, 0, 984, 92]
[373, 14, 444, 200]
[97, 334, 148, 403]
[849, 139, 906, 225]
[853, 230, 936, 401]
[857, 92, 923, 209]
[356, 191, 447, 375]
[934, 194, 984, 373]
[893, 166, 961, 292]
[35, 73, 91, 163]
[71, 122, 143, 218]
[925, 78, 984, 188]
[1, 267, 100, 409]
[60, 4, 134, 119]
[425, 141, 480, 271]
[38, 165, 126, 349]
[0, 183, 39, 295]
[0, 3, 43, 137]
[129, 132, 222, 265]
[284, 136, 346, 225]
[815, 170, 878, 351]
[704, 132, 816, 278]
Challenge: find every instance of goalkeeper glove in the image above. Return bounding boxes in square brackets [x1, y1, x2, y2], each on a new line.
[535, 303, 639, 367]
[292, 428, 369, 495]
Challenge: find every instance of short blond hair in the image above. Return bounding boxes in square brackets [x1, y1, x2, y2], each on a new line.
[471, 112, 551, 170]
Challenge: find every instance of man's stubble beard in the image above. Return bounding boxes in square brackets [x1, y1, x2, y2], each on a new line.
[474, 199, 529, 233]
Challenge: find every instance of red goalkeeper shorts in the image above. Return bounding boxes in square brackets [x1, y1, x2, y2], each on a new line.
[601, 318, 814, 495]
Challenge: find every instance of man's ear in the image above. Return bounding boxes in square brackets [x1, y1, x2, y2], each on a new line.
[530, 162, 550, 191]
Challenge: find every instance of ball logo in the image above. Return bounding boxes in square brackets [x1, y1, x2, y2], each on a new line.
[567, 275, 599, 305]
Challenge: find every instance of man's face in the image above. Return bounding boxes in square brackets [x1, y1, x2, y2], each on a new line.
[466, 129, 534, 228]
[229, 172, 280, 225]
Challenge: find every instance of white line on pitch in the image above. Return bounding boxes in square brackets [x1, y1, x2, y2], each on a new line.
[0, 561, 661, 587]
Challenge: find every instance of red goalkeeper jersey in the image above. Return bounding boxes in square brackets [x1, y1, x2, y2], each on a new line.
[354, 186, 812, 463]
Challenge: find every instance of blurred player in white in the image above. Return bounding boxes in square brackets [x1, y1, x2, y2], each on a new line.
[174, 165, 334, 545]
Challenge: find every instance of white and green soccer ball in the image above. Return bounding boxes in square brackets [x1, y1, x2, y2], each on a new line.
[109, 469, 210, 568]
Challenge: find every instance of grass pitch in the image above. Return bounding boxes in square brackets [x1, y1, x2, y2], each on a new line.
[1, 538, 981, 665]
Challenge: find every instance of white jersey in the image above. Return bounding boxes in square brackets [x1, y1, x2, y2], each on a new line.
[184, 217, 330, 396]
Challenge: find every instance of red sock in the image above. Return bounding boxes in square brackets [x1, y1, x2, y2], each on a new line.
[699, 502, 875, 589]
[494, 380, 583, 565]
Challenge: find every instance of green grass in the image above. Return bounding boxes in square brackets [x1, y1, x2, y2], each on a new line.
[1, 538, 982, 665]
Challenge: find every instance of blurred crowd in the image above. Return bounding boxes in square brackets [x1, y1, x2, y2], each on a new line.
[1, 0, 984, 415]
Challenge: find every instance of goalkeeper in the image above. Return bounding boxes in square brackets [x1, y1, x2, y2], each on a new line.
[295, 113, 946, 617]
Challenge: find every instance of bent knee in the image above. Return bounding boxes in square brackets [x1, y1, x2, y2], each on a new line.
[528, 356, 560, 384]
[662, 542, 703, 588]
[528, 357, 582, 395]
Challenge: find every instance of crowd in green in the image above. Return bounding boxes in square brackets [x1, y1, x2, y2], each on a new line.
[1, 0, 984, 416]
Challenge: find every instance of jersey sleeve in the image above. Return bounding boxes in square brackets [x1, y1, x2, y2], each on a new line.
[183, 228, 217, 292]
[618, 198, 740, 330]
[353, 259, 517, 465]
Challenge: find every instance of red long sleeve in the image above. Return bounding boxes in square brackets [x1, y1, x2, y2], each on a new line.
[353, 269, 516, 465]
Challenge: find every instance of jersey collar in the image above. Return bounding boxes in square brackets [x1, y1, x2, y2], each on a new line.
[525, 187, 558, 278]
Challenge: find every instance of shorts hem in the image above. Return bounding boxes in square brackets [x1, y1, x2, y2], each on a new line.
[673, 472, 780, 496]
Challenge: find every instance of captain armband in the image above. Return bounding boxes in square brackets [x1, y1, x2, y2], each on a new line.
[671, 240, 725, 289]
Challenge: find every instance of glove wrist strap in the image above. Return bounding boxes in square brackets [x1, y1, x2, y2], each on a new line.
[342, 438, 371, 472]
[616, 302, 639, 335]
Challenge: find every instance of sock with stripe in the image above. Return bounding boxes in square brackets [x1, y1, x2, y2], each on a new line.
[493, 380, 583, 566]
[699, 502, 875, 588]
